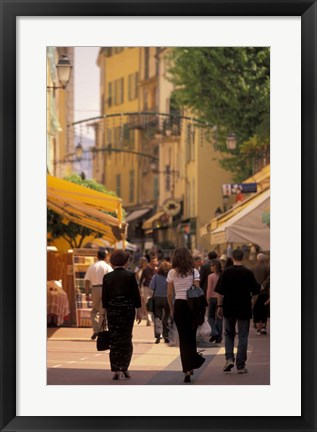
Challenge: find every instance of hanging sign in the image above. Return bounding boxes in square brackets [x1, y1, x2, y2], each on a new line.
[222, 183, 257, 195]
[162, 199, 181, 216]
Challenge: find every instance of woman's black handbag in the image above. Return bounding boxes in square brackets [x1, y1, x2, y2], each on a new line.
[187, 272, 207, 327]
[96, 320, 110, 351]
[146, 296, 155, 313]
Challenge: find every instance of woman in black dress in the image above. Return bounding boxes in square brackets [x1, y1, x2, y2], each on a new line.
[102, 250, 142, 380]
[167, 247, 206, 383]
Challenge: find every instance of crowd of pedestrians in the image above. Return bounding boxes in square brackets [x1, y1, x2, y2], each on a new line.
[83, 245, 270, 382]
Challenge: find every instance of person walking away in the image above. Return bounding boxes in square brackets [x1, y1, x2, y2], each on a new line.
[193, 256, 203, 272]
[215, 248, 260, 374]
[139, 256, 158, 326]
[134, 256, 148, 285]
[84, 248, 113, 340]
[102, 250, 142, 380]
[206, 259, 223, 343]
[252, 253, 270, 335]
[149, 261, 172, 344]
[134, 256, 148, 318]
[219, 254, 227, 271]
[199, 251, 217, 295]
[167, 247, 206, 383]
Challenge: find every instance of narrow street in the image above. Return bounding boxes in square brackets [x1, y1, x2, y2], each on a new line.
[47, 320, 270, 385]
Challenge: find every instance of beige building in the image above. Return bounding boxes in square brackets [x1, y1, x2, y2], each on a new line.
[142, 48, 233, 254]
[46, 47, 74, 178]
[94, 46, 233, 253]
[96, 47, 159, 212]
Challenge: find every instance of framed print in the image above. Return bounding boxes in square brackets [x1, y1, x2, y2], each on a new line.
[0, 1, 316, 431]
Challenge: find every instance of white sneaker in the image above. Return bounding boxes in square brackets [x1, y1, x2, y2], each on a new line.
[223, 359, 234, 372]
[256, 330, 261, 336]
[237, 367, 248, 374]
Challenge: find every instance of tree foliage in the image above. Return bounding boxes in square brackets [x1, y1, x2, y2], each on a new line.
[167, 47, 270, 181]
[47, 174, 121, 249]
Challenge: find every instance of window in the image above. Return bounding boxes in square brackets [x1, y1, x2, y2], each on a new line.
[116, 174, 121, 197]
[114, 126, 122, 148]
[152, 86, 157, 110]
[122, 124, 134, 148]
[106, 128, 112, 145]
[155, 47, 160, 76]
[114, 78, 124, 105]
[143, 89, 149, 111]
[144, 47, 149, 80]
[165, 165, 172, 192]
[186, 124, 192, 163]
[129, 170, 135, 203]
[153, 176, 159, 202]
[128, 72, 139, 100]
[107, 82, 113, 107]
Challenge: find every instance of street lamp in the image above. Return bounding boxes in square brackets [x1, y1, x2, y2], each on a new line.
[55, 55, 73, 88]
[73, 143, 86, 178]
[75, 143, 84, 161]
[47, 54, 73, 94]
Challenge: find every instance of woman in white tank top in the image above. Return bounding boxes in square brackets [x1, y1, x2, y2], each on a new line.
[167, 247, 206, 383]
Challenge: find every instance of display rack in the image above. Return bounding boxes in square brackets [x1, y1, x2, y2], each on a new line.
[72, 248, 98, 327]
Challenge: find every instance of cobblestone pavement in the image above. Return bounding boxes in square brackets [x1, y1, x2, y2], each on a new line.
[47, 320, 270, 385]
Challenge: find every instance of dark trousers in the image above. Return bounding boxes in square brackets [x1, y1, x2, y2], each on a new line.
[253, 293, 269, 324]
[174, 299, 205, 373]
[153, 296, 170, 339]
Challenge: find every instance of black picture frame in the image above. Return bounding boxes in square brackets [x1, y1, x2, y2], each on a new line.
[0, 1, 316, 431]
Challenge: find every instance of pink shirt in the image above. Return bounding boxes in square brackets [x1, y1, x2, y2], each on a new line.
[206, 273, 220, 299]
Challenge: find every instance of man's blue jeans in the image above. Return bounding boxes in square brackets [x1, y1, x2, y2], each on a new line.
[224, 317, 250, 369]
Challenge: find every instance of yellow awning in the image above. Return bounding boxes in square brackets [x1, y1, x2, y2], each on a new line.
[210, 189, 270, 250]
[142, 211, 165, 231]
[47, 175, 125, 244]
[210, 164, 270, 232]
[210, 185, 270, 232]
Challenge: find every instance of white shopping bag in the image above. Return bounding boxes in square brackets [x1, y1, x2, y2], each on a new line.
[168, 322, 179, 347]
[196, 316, 211, 338]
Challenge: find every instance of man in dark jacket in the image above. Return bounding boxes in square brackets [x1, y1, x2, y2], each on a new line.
[199, 251, 217, 294]
[215, 249, 260, 374]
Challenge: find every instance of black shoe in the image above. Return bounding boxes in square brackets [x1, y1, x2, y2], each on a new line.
[112, 372, 121, 380]
[123, 370, 131, 379]
[164, 338, 170, 343]
[155, 337, 161, 344]
[215, 338, 222, 343]
[91, 332, 98, 340]
[193, 354, 206, 369]
[184, 374, 191, 383]
[209, 335, 217, 342]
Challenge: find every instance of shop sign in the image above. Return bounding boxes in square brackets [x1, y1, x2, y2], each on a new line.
[222, 183, 257, 195]
[162, 198, 181, 216]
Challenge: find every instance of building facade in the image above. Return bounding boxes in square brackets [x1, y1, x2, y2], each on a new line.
[47, 47, 75, 178]
[95, 46, 233, 254]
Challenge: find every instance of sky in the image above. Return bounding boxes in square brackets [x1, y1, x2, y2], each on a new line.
[74, 47, 100, 138]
